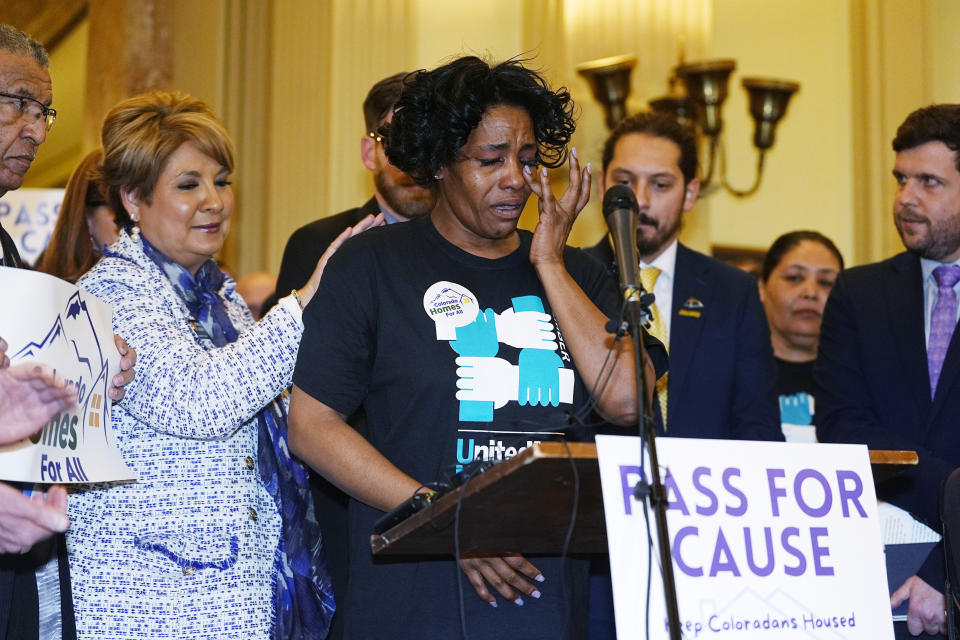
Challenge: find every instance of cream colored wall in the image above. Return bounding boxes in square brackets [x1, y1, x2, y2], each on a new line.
[170, 0, 226, 113]
[261, 0, 421, 274]
[703, 0, 856, 263]
[412, 1, 522, 69]
[927, 0, 960, 104]
[23, 18, 87, 188]
[253, 0, 854, 274]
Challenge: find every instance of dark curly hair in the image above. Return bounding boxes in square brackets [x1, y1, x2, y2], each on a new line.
[384, 56, 576, 186]
[892, 104, 960, 173]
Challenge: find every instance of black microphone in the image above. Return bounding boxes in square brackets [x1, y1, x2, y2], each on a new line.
[603, 185, 656, 333]
[602, 184, 641, 297]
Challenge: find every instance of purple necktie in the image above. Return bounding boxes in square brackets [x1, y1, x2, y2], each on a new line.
[928, 264, 960, 397]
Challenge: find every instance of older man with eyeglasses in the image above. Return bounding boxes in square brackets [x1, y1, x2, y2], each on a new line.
[0, 26, 54, 268]
[0, 25, 72, 640]
[0, 23, 137, 640]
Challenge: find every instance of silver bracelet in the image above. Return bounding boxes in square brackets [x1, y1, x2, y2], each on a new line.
[290, 288, 304, 309]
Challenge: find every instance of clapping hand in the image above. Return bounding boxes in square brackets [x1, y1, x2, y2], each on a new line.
[0, 337, 77, 444]
[0, 337, 74, 554]
[0, 483, 70, 554]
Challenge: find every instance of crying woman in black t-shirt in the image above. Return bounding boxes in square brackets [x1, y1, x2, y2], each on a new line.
[288, 56, 661, 639]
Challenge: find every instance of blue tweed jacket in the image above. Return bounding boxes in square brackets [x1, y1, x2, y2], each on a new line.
[67, 230, 304, 639]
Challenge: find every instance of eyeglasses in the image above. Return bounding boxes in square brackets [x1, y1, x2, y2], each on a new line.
[0, 91, 57, 131]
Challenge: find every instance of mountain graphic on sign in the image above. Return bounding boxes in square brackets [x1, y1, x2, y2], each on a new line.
[11, 290, 112, 448]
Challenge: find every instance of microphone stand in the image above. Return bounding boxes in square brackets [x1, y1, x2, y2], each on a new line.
[622, 285, 682, 640]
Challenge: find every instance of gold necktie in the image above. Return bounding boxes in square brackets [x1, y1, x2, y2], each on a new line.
[640, 267, 668, 428]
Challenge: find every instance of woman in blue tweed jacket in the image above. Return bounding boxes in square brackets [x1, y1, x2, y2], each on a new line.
[67, 91, 380, 640]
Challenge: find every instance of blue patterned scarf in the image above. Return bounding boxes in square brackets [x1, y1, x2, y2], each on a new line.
[140, 235, 335, 639]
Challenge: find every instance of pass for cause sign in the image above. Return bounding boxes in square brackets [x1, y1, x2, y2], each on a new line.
[0, 188, 63, 266]
[596, 436, 892, 639]
[0, 267, 135, 483]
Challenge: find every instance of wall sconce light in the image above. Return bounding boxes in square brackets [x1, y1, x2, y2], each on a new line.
[575, 54, 637, 130]
[672, 59, 799, 197]
[577, 54, 799, 199]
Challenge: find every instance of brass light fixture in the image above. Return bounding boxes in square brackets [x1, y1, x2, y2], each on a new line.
[742, 77, 801, 151]
[575, 54, 637, 130]
[672, 60, 799, 197]
[577, 54, 799, 199]
[676, 59, 736, 137]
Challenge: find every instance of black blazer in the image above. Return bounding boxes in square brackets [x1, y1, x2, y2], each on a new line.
[0, 222, 23, 268]
[585, 238, 782, 441]
[815, 252, 960, 587]
[263, 198, 381, 314]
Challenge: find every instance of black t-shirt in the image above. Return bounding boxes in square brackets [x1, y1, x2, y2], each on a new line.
[775, 357, 815, 426]
[295, 217, 622, 639]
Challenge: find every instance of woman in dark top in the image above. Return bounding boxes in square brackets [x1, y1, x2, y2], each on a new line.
[758, 230, 843, 429]
[288, 56, 656, 639]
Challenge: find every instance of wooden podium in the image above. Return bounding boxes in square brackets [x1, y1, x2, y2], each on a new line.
[370, 442, 917, 557]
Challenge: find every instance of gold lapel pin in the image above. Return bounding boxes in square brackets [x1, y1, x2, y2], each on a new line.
[678, 297, 703, 318]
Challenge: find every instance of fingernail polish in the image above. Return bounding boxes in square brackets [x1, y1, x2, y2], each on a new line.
[586, 162, 592, 173]
[541, 167, 547, 177]
[489, 600, 498, 608]
[532, 590, 542, 599]
[572, 146, 578, 158]
[524, 165, 532, 174]
[535, 574, 545, 582]
[514, 597, 525, 607]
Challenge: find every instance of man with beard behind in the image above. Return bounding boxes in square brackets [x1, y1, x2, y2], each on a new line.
[583, 112, 780, 640]
[584, 111, 781, 441]
[264, 71, 435, 312]
[815, 104, 960, 638]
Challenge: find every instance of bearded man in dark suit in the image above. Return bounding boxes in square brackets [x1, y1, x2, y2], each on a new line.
[816, 104, 960, 638]
[583, 111, 781, 640]
[585, 111, 781, 441]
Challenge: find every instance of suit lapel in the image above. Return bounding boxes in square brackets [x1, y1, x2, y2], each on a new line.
[666, 245, 709, 417]
[0, 223, 22, 268]
[885, 253, 931, 421]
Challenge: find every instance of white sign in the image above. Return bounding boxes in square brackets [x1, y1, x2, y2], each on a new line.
[0, 188, 64, 266]
[0, 267, 135, 483]
[596, 436, 893, 639]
